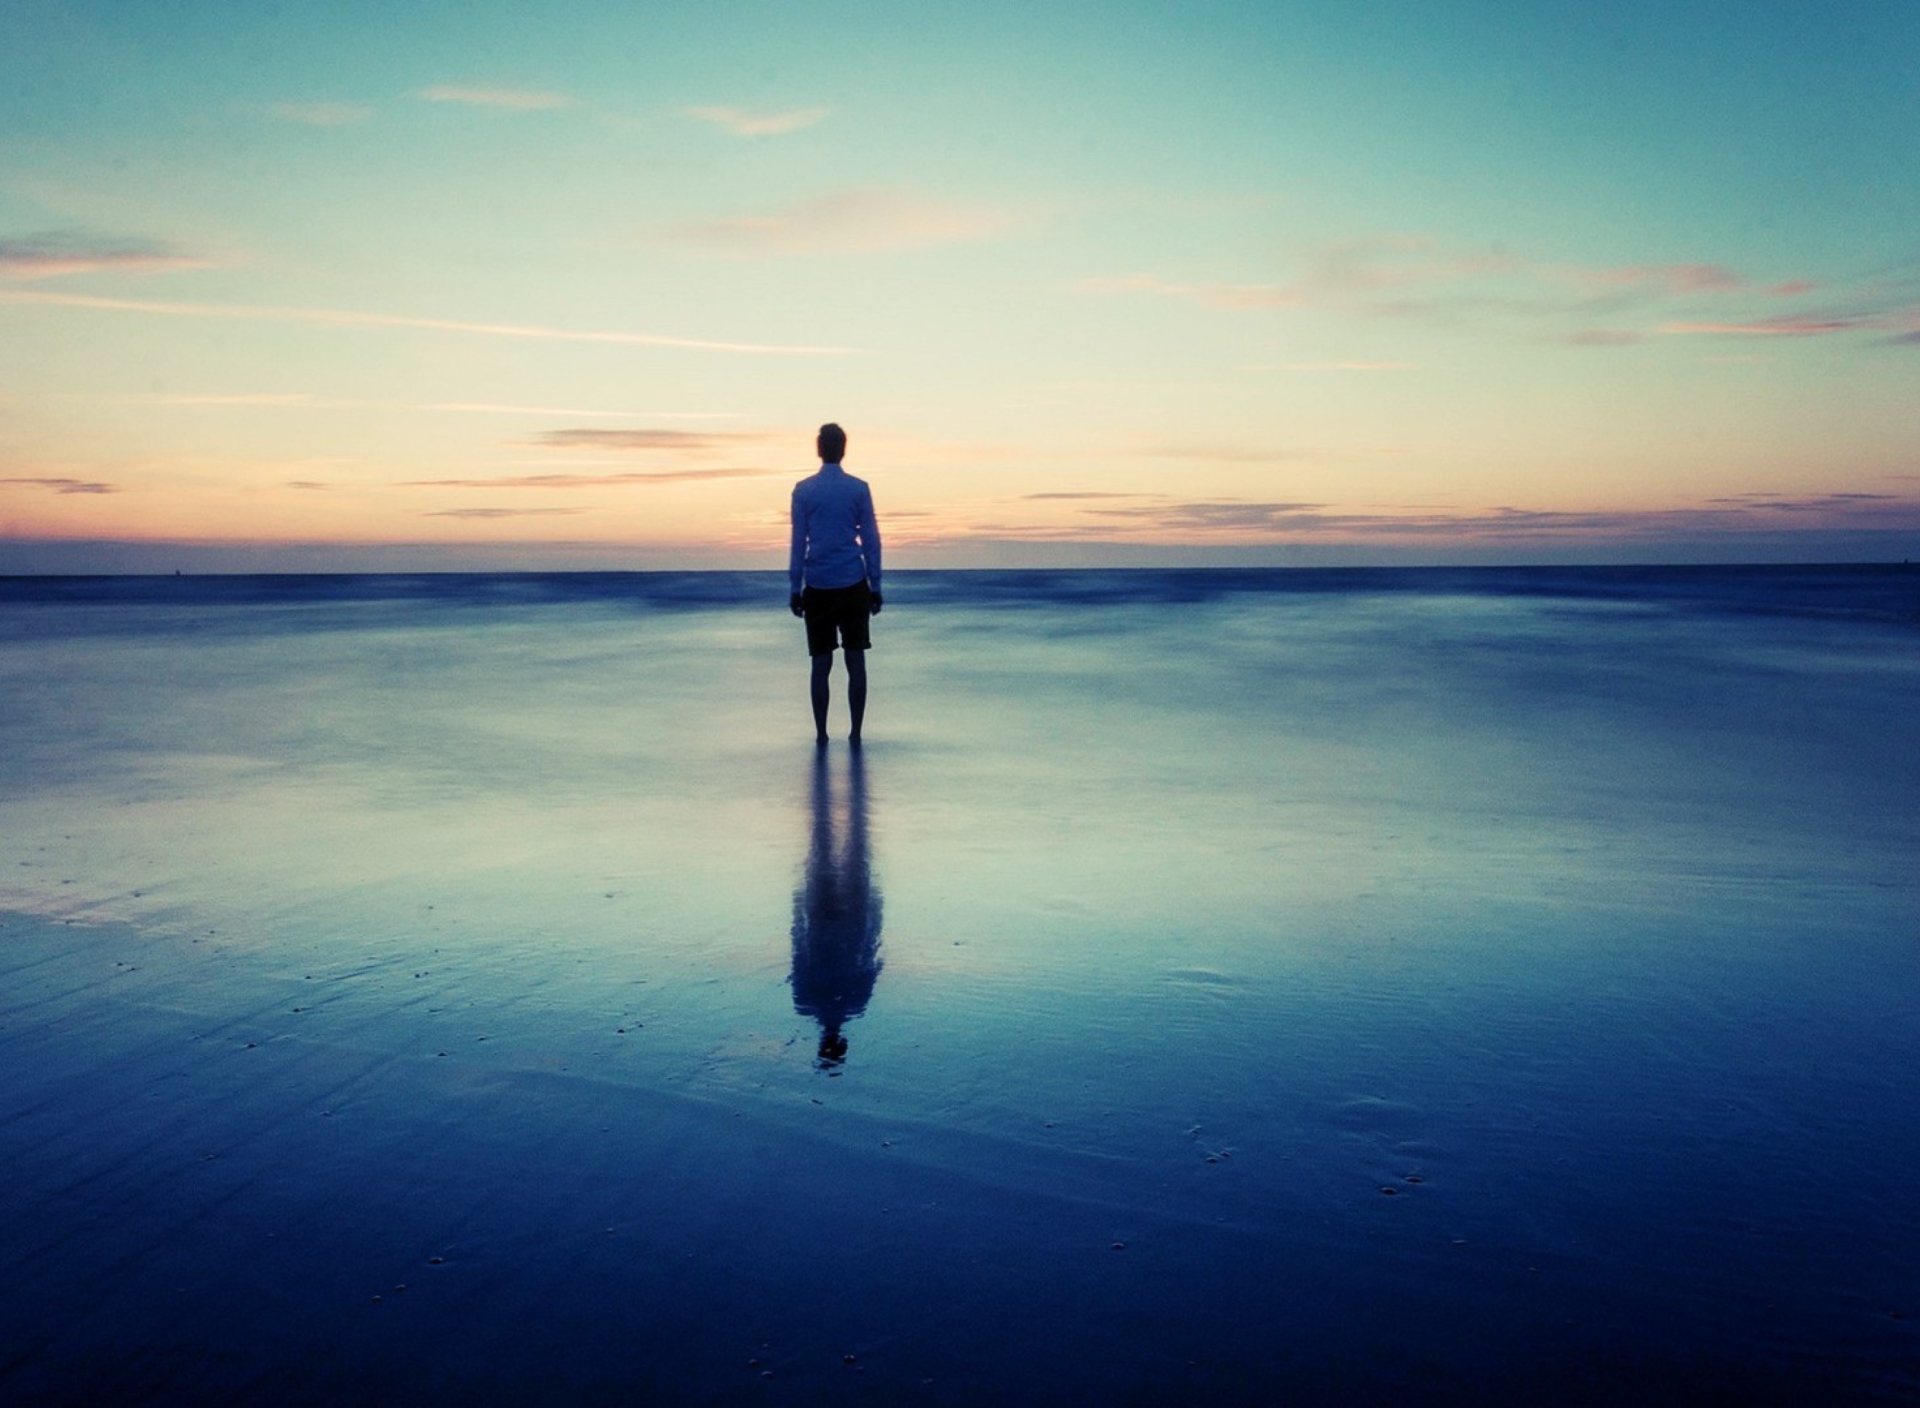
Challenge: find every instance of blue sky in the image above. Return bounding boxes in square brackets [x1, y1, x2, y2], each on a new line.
[2, 0, 1916, 568]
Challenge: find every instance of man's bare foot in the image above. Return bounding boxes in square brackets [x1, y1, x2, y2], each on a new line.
[815, 733, 830, 747]
[848, 733, 862, 748]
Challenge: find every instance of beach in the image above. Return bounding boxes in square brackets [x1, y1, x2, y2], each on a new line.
[2, 566, 1917, 1403]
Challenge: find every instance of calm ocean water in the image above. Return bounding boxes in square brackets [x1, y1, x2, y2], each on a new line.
[2, 566, 1917, 1403]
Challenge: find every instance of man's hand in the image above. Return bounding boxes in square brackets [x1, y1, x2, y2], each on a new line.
[870, 591, 884, 615]
[789, 593, 805, 618]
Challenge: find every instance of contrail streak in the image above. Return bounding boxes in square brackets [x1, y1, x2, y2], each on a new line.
[0, 289, 858, 356]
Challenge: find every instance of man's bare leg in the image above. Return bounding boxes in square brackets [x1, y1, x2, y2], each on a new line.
[810, 653, 832, 744]
[846, 648, 867, 744]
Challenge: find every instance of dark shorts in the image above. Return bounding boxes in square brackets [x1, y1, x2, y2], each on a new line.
[803, 581, 872, 656]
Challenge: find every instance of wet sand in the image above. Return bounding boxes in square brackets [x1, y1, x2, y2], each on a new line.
[2, 568, 1917, 1403]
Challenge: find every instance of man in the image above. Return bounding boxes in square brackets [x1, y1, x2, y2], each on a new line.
[789, 422, 882, 744]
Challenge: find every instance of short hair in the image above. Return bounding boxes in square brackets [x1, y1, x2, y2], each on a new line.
[817, 422, 847, 463]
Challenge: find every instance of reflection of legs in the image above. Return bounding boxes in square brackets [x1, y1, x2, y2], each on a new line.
[810, 653, 832, 743]
[846, 649, 867, 743]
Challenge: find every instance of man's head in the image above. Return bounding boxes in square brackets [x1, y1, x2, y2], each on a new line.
[817, 422, 847, 464]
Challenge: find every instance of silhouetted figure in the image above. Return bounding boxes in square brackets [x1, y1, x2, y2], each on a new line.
[790, 746, 883, 1069]
[789, 422, 882, 744]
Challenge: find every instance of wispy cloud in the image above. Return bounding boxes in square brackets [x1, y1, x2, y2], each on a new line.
[659, 187, 1020, 256]
[96, 392, 742, 419]
[0, 476, 118, 494]
[287, 480, 330, 490]
[1086, 500, 1329, 531]
[0, 232, 205, 281]
[683, 105, 828, 137]
[1076, 272, 1299, 310]
[265, 102, 372, 127]
[1011, 490, 1920, 542]
[0, 289, 856, 355]
[1022, 491, 1149, 500]
[1562, 263, 1742, 295]
[424, 506, 587, 518]
[134, 392, 345, 407]
[418, 86, 572, 111]
[409, 469, 776, 488]
[1078, 238, 1519, 314]
[1705, 491, 1898, 511]
[526, 428, 778, 454]
[420, 426, 787, 485]
[1077, 237, 1898, 348]
[1661, 317, 1866, 338]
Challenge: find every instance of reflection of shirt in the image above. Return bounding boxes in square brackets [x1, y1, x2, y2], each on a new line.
[790, 463, 881, 594]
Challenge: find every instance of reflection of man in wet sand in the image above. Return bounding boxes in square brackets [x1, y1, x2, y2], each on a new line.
[789, 422, 882, 745]
[791, 746, 883, 1069]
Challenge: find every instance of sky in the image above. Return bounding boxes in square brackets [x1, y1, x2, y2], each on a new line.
[2, 0, 1917, 570]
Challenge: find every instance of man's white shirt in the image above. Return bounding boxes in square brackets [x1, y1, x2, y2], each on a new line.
[789, 463, 881, 594]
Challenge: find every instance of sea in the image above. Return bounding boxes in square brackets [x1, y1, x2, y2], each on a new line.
[1, 565, 1916, 1404]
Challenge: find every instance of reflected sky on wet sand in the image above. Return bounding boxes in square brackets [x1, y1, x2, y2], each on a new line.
[2, 567, 1917, 1403]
